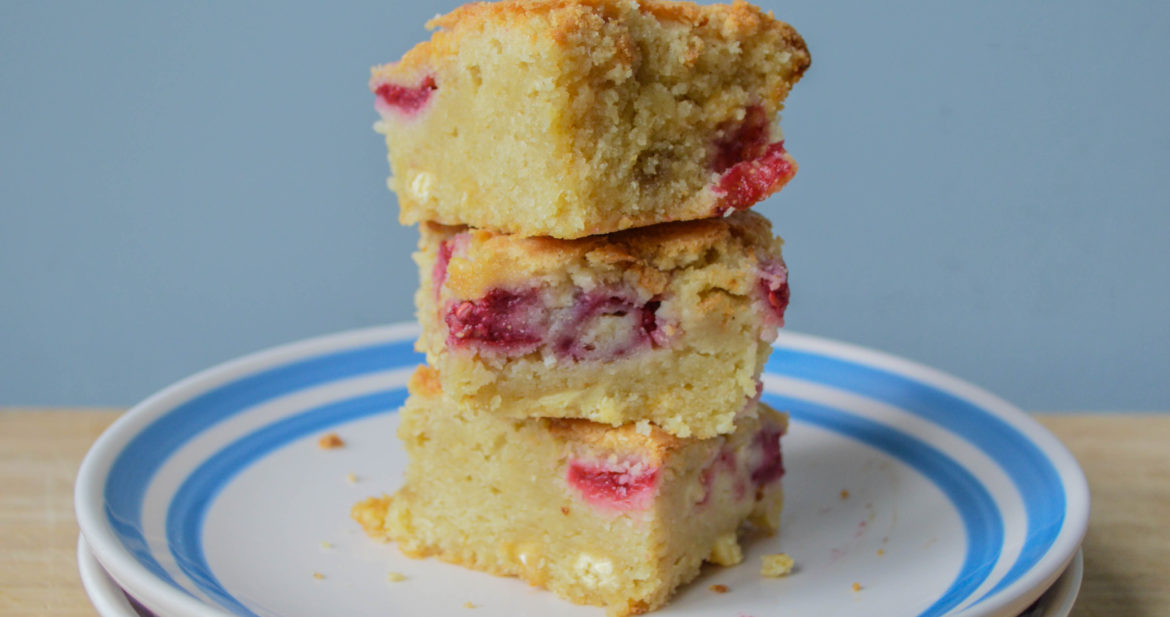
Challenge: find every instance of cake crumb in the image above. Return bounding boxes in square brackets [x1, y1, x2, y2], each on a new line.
[761, 553, 794, 577]
[709, 584, 730, 594]
[346, 472, 359, 484]
[561, 506, 571, 516]
[852, 582, 863, 592]
[318, 433, 345, 449]
[464, 601, 476, 609]
[877, 548, 885, 556]
[386, 571, 406, 582]
[840, 489, 850, 499]
[312, 572, 325, 580]
[708, 531, 744, 566]
[320, 541, 333, 550]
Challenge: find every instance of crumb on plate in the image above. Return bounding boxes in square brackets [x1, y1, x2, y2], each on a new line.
[387, 571, 406, 582]
[313, 572, 325, 580]
[464, 601, 476, 609]
[346, 472, 359, 484]
[852, 582, 863, 592]
[840, 489, 850, 499]
[709, 584, 730, 593]
[318, 433, 345, 449]
[761, 553, 794, 578]
[320, 541, 333, 550]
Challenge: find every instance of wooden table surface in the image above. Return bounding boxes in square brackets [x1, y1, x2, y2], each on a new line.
[1, 408, 1167, 616]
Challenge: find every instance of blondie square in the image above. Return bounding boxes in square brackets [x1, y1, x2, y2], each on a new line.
[371, 0, 809, 238]
[353, 366, 787, 616]
[413, 210, 788, 438]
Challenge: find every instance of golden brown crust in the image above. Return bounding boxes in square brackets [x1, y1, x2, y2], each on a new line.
[427, 210, 781, 298]
[426, 0, 806, 55]
[547, 403, 783, 463]
[546, 417, 683, 463]
[376, 0, 809, 94]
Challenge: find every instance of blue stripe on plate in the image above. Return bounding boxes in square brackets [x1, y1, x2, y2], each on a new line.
[769, 394, 1003, 617]
[167, 390, 407, 617]
[103, 340, 421, 591]
[768, 349, 1067, 601]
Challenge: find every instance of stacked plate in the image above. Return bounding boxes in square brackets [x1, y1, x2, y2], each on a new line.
[75, 324, 1089, 617]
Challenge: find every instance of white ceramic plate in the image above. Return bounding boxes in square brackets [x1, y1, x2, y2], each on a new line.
[75, 324, 1089, 617]
[77, 535, 1085, 617]
[77, 536, 1085, 617]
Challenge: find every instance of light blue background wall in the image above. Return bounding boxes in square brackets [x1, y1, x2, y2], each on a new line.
[2, 1, 1168, 410]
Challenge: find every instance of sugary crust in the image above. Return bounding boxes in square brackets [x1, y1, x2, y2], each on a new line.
[426, 210, 782, 300]
[377, 0, 810, 79]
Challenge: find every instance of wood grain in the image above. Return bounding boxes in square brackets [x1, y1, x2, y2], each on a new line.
[0, 409, 121, 616]
[1, 409, 1166, 616]
[1037, 414, 1170, 617]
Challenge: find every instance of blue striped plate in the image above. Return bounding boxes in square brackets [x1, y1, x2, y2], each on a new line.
[75, 324, 1088, 617]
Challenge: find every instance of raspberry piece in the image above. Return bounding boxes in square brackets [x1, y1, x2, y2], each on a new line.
[712, 106, 772, 174]
[641, 300, 663, 343]
[750, 425, 785, 486]
[709, 105, 796, 213]
[758, 261, 789, 327]
[432, 238, 454, 298]
[444, 288, 543, 353]
[714, 142, 796, 213]
[552, 292, 667, 361]
[567, 459, 660, 512]
[373, 75, 437, 115]
[765, 281, 790, 321]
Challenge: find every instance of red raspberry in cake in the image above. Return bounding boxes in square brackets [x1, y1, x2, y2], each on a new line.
[758, 259, 791, 329]
[371, 74, 437, 117]
[707, 105, 799, 214]
[712, 106, 774, 174]
[566, 458, 660, 513]
[715, 142, 798, 214]
[445, 288, 545, 354]
[749, 422, 786, 486]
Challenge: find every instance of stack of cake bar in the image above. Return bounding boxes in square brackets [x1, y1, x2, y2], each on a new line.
[352, 1, 809, 614]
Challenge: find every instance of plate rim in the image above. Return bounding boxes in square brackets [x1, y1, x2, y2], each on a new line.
[74, 323, 1089, 617]
[79, 534, 145, 617]
[76, 536, 1086, 617]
